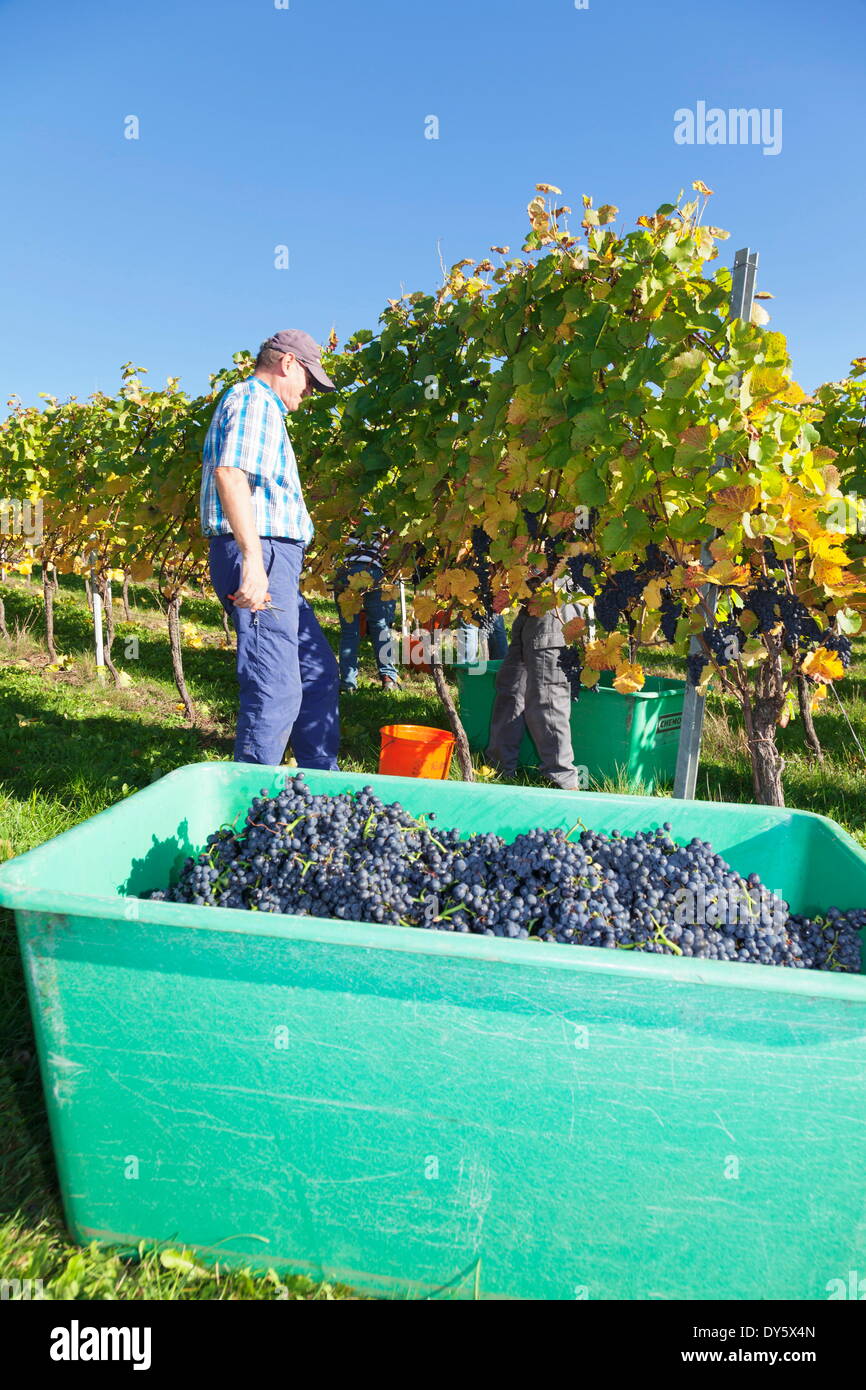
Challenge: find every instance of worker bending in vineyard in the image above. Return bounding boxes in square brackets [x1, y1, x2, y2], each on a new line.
[200, 329, 340, 770]
[486, 572, 584, 792]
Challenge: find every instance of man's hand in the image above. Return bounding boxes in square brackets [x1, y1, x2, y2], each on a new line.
[214, 467, 271, 610]
[229, 561, 271, 611]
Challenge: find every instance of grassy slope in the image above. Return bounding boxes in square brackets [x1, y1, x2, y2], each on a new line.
[1, 572, 865, 1299]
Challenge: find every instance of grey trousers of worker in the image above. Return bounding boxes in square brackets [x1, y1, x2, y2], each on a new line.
[485, 608, 581, 791]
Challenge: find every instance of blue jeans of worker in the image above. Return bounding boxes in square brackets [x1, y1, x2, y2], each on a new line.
[458, 613, 508, 665]
[334, 561, 399, 688]
[209, 535, 340, 769]
[487, 613, 508, 660]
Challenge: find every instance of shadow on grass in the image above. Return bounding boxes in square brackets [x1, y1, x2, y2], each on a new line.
[0, 690, 223, 806]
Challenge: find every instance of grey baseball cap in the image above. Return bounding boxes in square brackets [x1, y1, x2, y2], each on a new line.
[264, 329, 337, 392]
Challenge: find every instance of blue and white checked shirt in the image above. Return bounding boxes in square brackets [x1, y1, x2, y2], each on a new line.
[200, 377, 314, 543]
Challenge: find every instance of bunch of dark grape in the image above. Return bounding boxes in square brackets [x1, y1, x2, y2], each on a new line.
[643, 542, 674, 577]
[743, 584, 781, 635]
[146, 777, 864, 973]
[744, 585, 823, 655]
[469, 525, 495, 623]
[557, 647, 583, 701]
[566, 552, 603, 596]
[660, 588, 682, 643]
[593, 569, 645, 632]
[470, 525, 491, 561]
[822, 631, 853, 669]
[543, 532, 566, 572]
[687, 652, 708, 687]
[776, 593, 822, 650]
[702, 620, 745, 666]
[517, 511, 572, 578]
[412, 544, 435, 585]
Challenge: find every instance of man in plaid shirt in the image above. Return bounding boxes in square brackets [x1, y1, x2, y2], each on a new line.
[201, 329, 340, 769]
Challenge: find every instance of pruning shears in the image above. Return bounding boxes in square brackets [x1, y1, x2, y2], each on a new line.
[227, 592, 283, 612]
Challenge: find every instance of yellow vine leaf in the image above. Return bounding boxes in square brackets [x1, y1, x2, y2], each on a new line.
[640, 613, 661, 644]
[504, 567, 534, 600]
[435, 569, 479, 604]
[337, 590, 364, 621]
[642, 577, 665, 610]
[411, 595, 439, 624]
[613, 662, 645, 695]
[739, 637, 769, 667]
[810, 536, 851, 565]
[695, 665, 715, 696]
[777, 381, 808, 405]
[802, 647, 845, 682]
[811, 557, 853, 594]
[705, 559, 752, 587]
[585, 633, 625, 670]
[347, 569, 374, 590]
[481, 495, 519, 536]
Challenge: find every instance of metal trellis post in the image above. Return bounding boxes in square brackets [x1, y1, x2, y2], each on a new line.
[399, 579, 408, 637]
[91, 551, 105, 679]
[672, 247, 759, 800]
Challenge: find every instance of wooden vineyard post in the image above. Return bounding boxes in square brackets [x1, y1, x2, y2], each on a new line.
[673, 247, 759, 799]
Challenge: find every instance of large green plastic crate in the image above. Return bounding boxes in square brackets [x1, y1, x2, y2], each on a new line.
[455, 660, 685, 790]
[2, 762, 866, 1301]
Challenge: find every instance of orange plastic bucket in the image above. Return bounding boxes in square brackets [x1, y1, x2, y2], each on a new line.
[378, 724, 455, 780]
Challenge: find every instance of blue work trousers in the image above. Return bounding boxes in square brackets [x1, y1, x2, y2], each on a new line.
[334, 561, 399, 687]
[209, 535, 340, 769]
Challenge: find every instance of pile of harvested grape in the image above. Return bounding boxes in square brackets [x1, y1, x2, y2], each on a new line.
[146, 775, 864, 972]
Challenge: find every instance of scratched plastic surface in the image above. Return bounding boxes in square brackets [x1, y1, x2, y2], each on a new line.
[2, 762, 866, 1300]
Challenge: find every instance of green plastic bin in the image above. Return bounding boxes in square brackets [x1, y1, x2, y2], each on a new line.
[455, 660, 685, 790]
[2, 762, 866, 1301]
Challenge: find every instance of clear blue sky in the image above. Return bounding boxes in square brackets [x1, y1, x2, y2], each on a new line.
[1, 0, 863, 407]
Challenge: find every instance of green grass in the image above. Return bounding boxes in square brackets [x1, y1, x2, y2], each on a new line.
[2, 570, 866, 1299]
